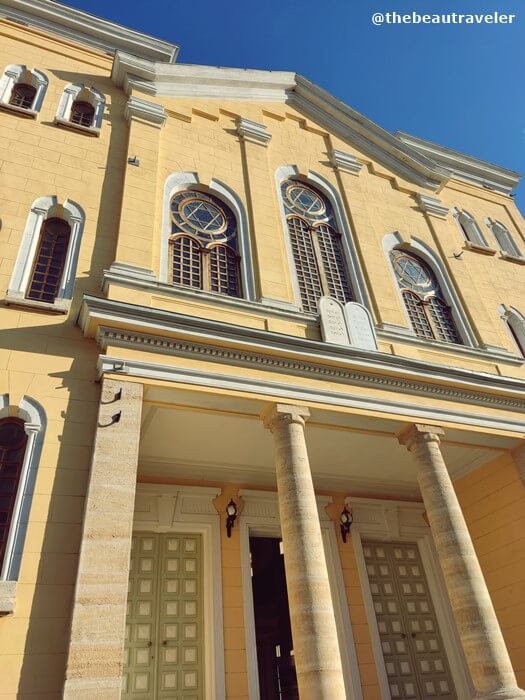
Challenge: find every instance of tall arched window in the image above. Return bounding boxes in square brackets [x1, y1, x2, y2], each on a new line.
[281, 179, 353, 313]
[454, 210, 488, 247]
[0, 419, 28, 573]
[26, 218, 71, 303]
[487, 220, 522, 258]
[169, 190, 241, 297]
[390, 249, 462, 344]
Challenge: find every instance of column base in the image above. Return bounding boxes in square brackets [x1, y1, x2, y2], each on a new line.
[475, 688, 525, 700]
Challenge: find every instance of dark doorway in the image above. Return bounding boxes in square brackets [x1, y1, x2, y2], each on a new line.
[250, 537, 299, 700]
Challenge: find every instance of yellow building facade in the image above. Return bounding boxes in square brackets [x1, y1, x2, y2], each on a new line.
[0, 1, 525, 699]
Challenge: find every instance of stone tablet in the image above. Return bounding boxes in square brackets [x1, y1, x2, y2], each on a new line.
[344, 302, 378, 350]
[319, 296, 350, 346]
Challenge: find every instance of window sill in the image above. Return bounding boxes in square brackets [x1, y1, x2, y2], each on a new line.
[54, 116, 100, 137]
[0, 101, 37, 119]
[0, 581, 16, 616]
[500, 252, 525, 264]
[4, 292, 70, 314]
[463, 242, 497, 256]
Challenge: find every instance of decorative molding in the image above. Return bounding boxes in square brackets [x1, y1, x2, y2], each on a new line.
[238, 489, 332, 521]
[416, 193, 449, 218]
[236, 117, 271, 146]
[330, 149, 364, 175]
[463, 241, 497, 256]
[125, 96, 166, 126]
[397, 131, 520, 196]
[108, 261, 157, 282]
[500, 252, 525, 265]
[0, 0, 179, 63]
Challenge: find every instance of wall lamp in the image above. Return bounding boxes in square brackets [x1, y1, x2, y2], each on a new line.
[226, 499, 238, 538]
[340, 505, 353, 543]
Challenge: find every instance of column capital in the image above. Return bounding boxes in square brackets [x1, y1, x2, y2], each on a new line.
[261, 403, 310, 431]
[398, 423, 445, 450]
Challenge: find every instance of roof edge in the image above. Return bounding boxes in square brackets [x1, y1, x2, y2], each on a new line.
[0, 0, 179, 63]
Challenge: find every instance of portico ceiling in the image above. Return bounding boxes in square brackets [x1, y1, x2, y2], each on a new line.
[138, 385, 518, 498]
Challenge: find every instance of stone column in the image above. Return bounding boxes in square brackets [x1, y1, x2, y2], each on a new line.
[63, 378, 143, 700]
[262, 403, 346, 699]
[399, 423, 525, 700]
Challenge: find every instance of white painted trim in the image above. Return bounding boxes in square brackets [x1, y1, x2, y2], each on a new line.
[125, 95, 166, 126]
[55, 83, 105, 131]
[416, 194, 449, 218]
[499, 304, 525, 358]
[348, 497, 473, 700]
[159, 172, 255, 300]
[7, 196, 85, 309]
[0, 0, 179, 63]
[0, 63, 48, 112]
[133, 483, 225, 700]
[382, 232, 477, 347]
[236, 118, 271, 146]
[486, 218, 523, 258]
[274, 166, 370, 310]
[238, 489, 362, 700]
[452, 208, 488, 248]
[0, 394, 46, 581]
[96, 354, 525, 435]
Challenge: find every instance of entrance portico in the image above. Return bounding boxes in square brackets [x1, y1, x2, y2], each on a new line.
[62, 367, 525, 699]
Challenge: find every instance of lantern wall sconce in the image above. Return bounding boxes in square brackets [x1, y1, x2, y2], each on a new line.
[226, 499, 238, 538]
[340, 505, 353, 543]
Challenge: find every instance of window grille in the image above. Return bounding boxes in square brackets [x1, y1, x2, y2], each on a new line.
[390, 249, 462, 344]
[9, 83, 36, 109]
[281, 180, 353, 312]
[70, 100, 95, 127]
[26, 218, 71, 303]
[169, 191, 241, 297]
[0, 419, 27, 571]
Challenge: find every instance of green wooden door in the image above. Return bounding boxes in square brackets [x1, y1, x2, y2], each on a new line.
[122, 533, 204, 700]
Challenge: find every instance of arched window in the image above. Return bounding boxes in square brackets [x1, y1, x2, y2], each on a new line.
[26, 218, 71, 303]
[7, 196, 84, 312]
[500, 307, 525, 357]
[0, 64, 48, 114]
[169, 190, 241, 297]
[390, 249, 462, 344]
[281, 179, 353, 313]
[487, 220, 522, 258]
[0, 419, 27, 573]
[454, 210, 488, 247]
[55, 84, 104, 133]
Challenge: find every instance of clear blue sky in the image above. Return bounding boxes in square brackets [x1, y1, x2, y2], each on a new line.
[66, 0, 525, 209]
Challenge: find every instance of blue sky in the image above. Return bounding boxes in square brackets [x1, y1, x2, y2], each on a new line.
[66, 0, 525, 209]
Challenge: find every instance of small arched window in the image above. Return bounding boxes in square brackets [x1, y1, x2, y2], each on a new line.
[281, 179, 353, 313]
[0, 65, 48, 115]
[26, 218, 71, 303]
[454, 210, 488, 247]
[501, 307, 525, 357]
[55, 84, 104, 133]
[0, 419, 28, 573]
[70, 100, 95, 127]
[390, 249, 462, 344]
[487, 220, 522, 258]
[169, 191, 241, 297]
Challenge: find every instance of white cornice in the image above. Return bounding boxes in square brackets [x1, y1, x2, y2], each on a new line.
[397, 132, 520, 195]
[330, 149, 364, 175]
[77, 295, 525, 413]
[416, 193, 449, 218]
[0, 0, 179, 63]
[236, 118, 271, 146]
[125, 96, 166, 126]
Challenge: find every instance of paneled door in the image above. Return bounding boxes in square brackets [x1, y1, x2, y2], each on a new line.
[122, 532, 204, 700]
[363, 541, 457, 700]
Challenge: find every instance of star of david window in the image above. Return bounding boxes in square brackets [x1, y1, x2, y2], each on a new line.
[390, 249, 462, 344]
[281, 180, 353, 313]
[169, 191, 241, 297]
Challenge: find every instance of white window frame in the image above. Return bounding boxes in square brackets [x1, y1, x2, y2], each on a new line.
[275, 165, 370, 313]
[487, 219, 523, 259]
[6, 196, 85, 313]
[0, 64, 48, 117]
[160, 172, 255, 301]
[349, 496, 473, 700]
[55, 83, 104, 135]
[499, 305, 525, 358]
[453, 209, 490, 249]
[0, 395, 46, 585]
[383, 231, 477, 347]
